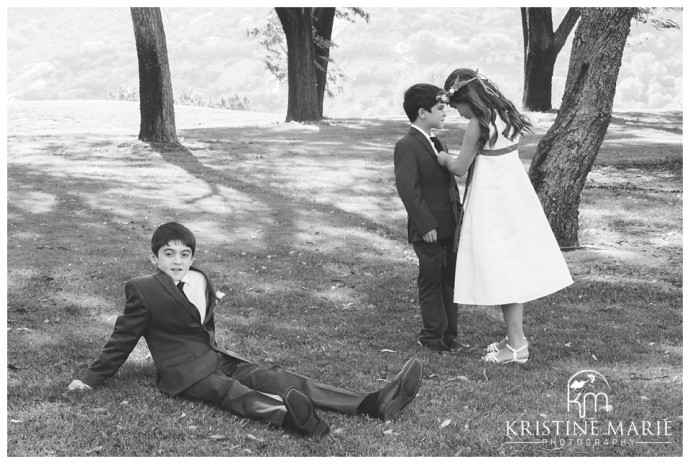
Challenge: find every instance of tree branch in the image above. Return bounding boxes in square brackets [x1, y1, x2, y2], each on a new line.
[553, 8, 581, 53]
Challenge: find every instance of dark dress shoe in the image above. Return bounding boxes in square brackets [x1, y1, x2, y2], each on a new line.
[418, 340, 451, 353]
[443, 339, 459, 351]
[282, 388, 330, 437]
[375, 357, 423, 421]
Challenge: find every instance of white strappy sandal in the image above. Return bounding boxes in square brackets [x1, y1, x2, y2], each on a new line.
[483, 342, 529, 364]
[486, 336, 527, 353]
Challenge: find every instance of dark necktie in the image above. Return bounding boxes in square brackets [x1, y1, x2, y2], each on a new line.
[177, 281, 190, 302]
[430, 136, 444, 153]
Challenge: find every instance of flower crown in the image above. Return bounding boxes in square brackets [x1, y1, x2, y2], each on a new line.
[436, 68, 497, 104]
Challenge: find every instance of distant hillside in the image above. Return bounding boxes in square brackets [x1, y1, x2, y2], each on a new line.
[6, 7, 683, 118]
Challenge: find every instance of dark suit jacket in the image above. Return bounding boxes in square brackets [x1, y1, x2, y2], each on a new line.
[81, 267, 248, 396]
[394, 127, 461, 243]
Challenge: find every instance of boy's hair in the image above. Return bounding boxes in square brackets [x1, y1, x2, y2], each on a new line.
[444, 68, 531, 148]
[403, 83, 442, 122]
[151, 222, 196, 256]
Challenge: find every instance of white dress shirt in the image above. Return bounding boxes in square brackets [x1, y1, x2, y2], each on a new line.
[176, 269, 207, 322]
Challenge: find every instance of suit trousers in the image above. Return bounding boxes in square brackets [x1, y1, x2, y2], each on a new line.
[412, 237, 458, 344]
[181, 352, 367, 426]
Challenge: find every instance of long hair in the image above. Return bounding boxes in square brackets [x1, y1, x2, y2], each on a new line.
[444, 68, 532, 148]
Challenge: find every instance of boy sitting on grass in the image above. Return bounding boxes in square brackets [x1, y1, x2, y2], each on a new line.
[68, 222, 423, 437]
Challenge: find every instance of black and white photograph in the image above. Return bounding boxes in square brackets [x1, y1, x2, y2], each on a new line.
[5, 2, 684, 459]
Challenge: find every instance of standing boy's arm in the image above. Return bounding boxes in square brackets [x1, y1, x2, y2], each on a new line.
[71, 280, 150, 390]
[394, 142, 438, 237]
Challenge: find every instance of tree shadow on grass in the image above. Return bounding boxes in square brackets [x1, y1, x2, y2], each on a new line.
[7, 111, 685, 457]
[7, 125, 428, 372]
[7, 116, 682, 351]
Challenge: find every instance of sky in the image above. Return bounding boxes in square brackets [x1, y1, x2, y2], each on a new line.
[5, 6, 684, 118]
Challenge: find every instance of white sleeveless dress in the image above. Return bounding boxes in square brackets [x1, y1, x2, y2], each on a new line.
[454, 117, 573, 305]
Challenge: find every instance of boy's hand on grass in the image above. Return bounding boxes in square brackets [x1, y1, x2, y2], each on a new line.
[68, 379, 93, 391]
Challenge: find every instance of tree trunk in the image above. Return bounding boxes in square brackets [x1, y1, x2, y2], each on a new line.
[528, 7, 636, 247]
[275, 7, 320, 122]
[522, 7, 581, 112]
[312, 7, 336, 118]
[131, 7, 177, 143]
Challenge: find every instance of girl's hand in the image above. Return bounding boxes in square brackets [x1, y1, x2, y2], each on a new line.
[436, 150, 451, 166]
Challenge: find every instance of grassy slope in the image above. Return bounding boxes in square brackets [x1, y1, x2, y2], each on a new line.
[6, 101, 683, 457]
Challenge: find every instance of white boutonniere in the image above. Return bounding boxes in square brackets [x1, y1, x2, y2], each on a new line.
[216, 291, 225, 300]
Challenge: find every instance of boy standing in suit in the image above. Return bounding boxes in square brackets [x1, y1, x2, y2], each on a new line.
[394, 84, 461, 354]
[69, 222, 422, 437]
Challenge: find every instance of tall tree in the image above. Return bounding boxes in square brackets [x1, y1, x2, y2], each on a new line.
[528, 8, 636, 247]
[312, 7, 336, 117]
[251, 8, 369, 121]
[312, 8, 369, 118]
[521, 8, 580, 112]
[130, 7, 177, 143]
[275, 7, 320, 122]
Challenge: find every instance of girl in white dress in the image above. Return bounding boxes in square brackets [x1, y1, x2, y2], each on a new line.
[436, 68, 573, 364]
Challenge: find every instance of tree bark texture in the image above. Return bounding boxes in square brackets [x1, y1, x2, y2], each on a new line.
[312, 7, 336, 118]
[522, 7, 581, 112]
[131, 7, 177, 143]
[528, 7, 636, 247]
[275, 7, 321, 122]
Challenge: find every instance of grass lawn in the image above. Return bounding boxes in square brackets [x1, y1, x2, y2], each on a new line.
[5, 101, 683, 457]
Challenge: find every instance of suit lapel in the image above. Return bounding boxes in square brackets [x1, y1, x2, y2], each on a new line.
[153, 269, 212, 322]
[409, 128, 437, 161]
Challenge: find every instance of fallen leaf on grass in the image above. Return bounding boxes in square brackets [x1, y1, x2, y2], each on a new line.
[564, 342, 572, 347]
[440, 419, 451, 428]
[247, 434, 263, 442]
[592, 354, 598, 361]
[85, 446, 103, 454]
[380, 349, 396, 353]
[10, 419, 23, 423]
[641, 396, 650, 401]
[209, 434, 226, 440]
[383, 429, 400, 436]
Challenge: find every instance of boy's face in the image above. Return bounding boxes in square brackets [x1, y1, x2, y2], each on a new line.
[419, 102, 447, 130]
[150, 240, 194, 282]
